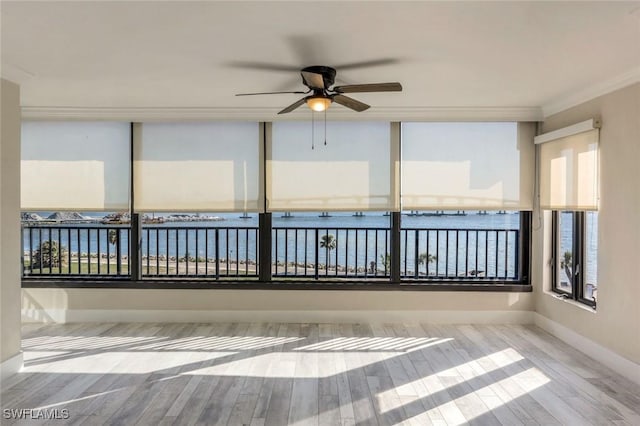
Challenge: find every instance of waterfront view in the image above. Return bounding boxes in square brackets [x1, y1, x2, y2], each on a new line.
[22, 211, 524, 280]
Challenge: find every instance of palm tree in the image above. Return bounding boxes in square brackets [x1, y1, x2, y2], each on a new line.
[108, 229, 121, 274]
[319, 234, 337, 269]
[418, 252, 437, 275]
[560, 250, 573, 285]
[32, 241, 67, 269]
[108, 229, 118, 247]
[379, 253, 391, 272]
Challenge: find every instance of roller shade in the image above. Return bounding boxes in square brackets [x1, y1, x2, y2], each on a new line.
[134, 122, 262, 212]
[267, 121, 396, 211]
[21, 121, 130, 211]
[401, 122, 535, 210]
[538, 129, 599, 210]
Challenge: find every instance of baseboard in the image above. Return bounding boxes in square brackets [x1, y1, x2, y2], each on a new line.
[0, 352, 23, 383]
[534, 313, 640, 386]
[22, 308, 534, 325]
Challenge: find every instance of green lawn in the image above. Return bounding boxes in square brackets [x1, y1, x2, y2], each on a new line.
[24, 261, 258, 278]
[24, 261, 129, 276]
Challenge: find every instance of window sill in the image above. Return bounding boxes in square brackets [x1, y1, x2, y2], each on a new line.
[544, 290, 596, 313]
[22, 279, 532, 292]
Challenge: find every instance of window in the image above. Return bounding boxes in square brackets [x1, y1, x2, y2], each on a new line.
[584, 211, 598, 302]
[21, 122, 132, 278]
[553, 211, 574, 296]
[539, 121, 600, 307]
[21, 120, 534, 288]
[399, 122, 535, 283]
[552, 211, 598, 307]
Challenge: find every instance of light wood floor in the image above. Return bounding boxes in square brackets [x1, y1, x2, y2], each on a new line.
[2, 322, 639, 426]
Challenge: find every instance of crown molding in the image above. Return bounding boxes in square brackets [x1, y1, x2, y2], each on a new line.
[21, 106, 543, 122]
[542, 66, 640, 118]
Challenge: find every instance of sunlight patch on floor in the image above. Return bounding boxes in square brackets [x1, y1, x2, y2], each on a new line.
[33, 387, 123, 411]
[23, 335, 161, 351]
[405, 367, 551, 426]
[294, 336, 450, 352]
[23, 350, 232, 374]
[375, 349, 526, 411]
[24, 335, 303, 352]
[187, 350, 400, 378]
[133, 335, 303, 351]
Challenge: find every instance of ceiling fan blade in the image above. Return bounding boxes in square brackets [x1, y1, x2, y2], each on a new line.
[333, 82, 403, 94]
[278, 97, 307, 114]
[226, 61, 301, 72]
[301, 71, 325, 89]
[333, 58, 399, 70]
[333, 95, 370, 112]
[236, 91, 307, 96]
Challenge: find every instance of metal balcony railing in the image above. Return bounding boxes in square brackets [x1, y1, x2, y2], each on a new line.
[22, 224, 520, 282]
[21, 225, 130, 277]
[140, 227, 259, 279]
[273, 227, 391, 279]
[400, 228, 519, 280]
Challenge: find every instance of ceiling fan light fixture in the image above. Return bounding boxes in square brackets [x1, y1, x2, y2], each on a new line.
[306, 95, 332, 112]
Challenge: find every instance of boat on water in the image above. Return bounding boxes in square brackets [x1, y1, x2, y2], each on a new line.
[143, 216, 166, 224]
[404, 210, 467, 217]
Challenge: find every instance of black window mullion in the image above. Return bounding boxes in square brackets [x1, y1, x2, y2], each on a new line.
[572, 212, 581, 299]
[575, 211, 594, 307]
[551, 211, 572, 296]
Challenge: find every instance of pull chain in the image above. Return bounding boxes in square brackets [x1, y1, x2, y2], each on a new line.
[324, 108, 327, 146]
[311, 111, 315, 150]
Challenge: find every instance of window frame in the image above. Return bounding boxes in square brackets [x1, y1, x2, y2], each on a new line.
[551, 211, 596, 308]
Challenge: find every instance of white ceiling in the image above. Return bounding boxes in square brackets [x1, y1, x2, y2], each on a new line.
[2, 1, 639, 120]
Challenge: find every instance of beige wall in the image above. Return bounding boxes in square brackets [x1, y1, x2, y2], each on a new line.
[535, 83, 640, 364]
[1, 79, 22, 364]
[23, 288, 534, 323]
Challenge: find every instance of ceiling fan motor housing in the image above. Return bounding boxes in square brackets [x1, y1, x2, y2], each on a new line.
[301, 65, 336, 89]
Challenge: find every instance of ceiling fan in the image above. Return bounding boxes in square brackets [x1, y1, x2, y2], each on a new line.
[235, 65, 402, 114]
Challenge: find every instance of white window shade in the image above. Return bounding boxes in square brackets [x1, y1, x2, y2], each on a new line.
[539, 129, 599, 210]
[21, 121, 130, 211]
[267, 121, 396, 212]
[401, 122, 535, 211]
[134, 122, 262, 212]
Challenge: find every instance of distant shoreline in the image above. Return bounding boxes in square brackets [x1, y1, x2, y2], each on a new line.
[21, 212, 225, 225]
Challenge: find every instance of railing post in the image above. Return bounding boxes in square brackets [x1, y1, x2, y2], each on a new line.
[215, 228, 220, 280]
[20, 225, 25, 277]
[130, 213, 141, 281]
[514, 230, 520, 280]
[414, 230, 419, 278]
[519, 211, 531, 283]
[315, 228, 319, 280]
[390, 211, 401, 283]
[259, 212, 272, 282]
[116, 229, 122, 276]
[129, 123, 140, 282]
